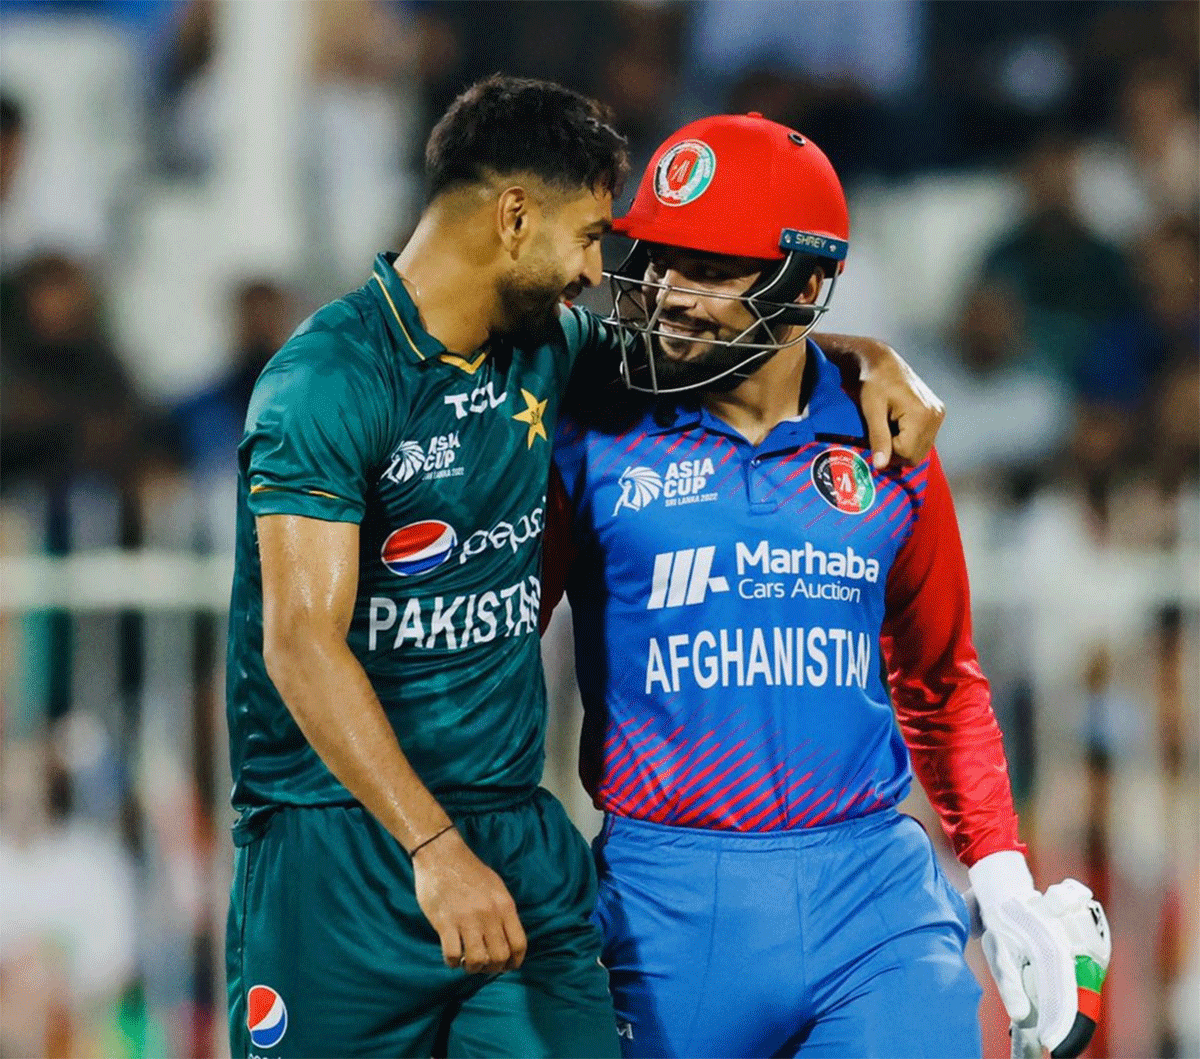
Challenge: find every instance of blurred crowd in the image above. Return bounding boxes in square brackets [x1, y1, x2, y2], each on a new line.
[0, 2, 1196, 1057]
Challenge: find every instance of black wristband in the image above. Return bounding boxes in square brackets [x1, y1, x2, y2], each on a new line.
[408, 823, 455, 859]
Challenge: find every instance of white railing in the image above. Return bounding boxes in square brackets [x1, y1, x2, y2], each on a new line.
[2, 550, 235, 611]
[3, 546, 1196, 612]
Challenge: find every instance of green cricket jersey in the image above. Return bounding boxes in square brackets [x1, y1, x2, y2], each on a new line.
[226, 253, 615, 815]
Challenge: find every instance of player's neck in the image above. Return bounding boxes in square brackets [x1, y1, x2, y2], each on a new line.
[394, 208, 498, 356]
[702, 342, 808, 447]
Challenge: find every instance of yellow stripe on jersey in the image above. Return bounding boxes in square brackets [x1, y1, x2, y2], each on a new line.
[438, 350, 489, 374]
[373, 271, 490, 376]
[372, 273, 426, 362]
[250, 484, 345, 501]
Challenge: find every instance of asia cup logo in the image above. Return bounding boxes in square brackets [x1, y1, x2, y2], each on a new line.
[811, 448, 876, 515]
[383, 441, 426, 484]
[613, 466, 663, 515]
[247, 985, 288, 1049]
[381, 519, 458, 576]
[653, 140, 716, 206]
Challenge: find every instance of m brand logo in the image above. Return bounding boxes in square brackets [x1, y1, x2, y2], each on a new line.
[647, 547, 730, 609]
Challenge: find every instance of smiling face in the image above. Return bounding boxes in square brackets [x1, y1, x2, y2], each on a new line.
[645, 245, 766, 357]
[496, 185, 612, 346]
[637, 244, 821, 391]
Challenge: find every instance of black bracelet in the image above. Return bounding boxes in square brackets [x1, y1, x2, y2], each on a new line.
[408, 823, 455, 859]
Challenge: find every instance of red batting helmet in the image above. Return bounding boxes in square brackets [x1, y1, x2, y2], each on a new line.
[605, 113, 850, 394]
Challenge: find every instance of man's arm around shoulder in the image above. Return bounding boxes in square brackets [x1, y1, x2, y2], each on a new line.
[814, 332, 945, 468]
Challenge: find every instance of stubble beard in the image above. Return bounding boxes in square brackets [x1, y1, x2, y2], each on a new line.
[496, 268, 566, 349]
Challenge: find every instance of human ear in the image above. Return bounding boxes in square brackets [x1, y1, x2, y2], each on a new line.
[497, 186, 530, 257]
[799, 266, 826, 305]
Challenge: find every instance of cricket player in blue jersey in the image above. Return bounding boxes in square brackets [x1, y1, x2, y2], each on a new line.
[542, 114, 1111, 1059]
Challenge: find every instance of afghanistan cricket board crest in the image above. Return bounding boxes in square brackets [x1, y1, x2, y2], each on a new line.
[654, 140, 716, 206]
[811, 448, 875, 514]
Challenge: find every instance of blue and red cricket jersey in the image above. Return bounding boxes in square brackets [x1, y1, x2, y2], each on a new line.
[545, 340, 1021, 866]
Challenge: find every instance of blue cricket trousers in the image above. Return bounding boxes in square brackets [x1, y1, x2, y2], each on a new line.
[593, 807, 983, 1059]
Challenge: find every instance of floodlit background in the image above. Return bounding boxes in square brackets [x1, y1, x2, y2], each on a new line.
[0, 1, 1196, 1056]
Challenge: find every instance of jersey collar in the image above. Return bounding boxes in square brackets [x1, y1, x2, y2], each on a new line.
[801, 341, 869, 438]
[369, 252, 449, 365]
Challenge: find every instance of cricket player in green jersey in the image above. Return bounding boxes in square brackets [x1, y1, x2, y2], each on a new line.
[224, 75, 945, 1059]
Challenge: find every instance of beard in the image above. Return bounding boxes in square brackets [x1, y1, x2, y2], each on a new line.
[644, 334, 779, 393]
[496, 266, 567, 349]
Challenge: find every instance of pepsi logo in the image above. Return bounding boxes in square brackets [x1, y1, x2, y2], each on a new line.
[247, 984, 288, 1049]
[382, 520, 458, 576]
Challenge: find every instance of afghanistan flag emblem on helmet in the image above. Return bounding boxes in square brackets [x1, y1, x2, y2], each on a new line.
[653, 139, 717, 206]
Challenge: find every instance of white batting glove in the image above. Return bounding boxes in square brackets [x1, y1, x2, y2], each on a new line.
[969, 851, 1111, 1059]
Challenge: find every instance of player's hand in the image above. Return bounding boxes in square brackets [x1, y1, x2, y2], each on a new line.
[970, 854, 1111, 1058]
[855, 338, 945, 470]
[411, 827, 528, 975]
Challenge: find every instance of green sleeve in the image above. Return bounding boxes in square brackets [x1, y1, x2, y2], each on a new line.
[241, 330, 395, 524]
[558, 304, 626, 367]
[558, 304, 629, 408]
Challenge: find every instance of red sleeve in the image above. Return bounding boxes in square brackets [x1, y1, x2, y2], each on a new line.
[880, 450, 1026, 867]
[539, 462, 577, 635]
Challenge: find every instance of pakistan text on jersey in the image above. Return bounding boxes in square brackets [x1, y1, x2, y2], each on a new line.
[367, 577, 541, 650]
[645, 626, 873, 693]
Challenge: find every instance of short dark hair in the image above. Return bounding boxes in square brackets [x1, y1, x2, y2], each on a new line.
[425, 75, 629, 201]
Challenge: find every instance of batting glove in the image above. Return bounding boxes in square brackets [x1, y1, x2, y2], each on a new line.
[969, 851, 1111, 1059]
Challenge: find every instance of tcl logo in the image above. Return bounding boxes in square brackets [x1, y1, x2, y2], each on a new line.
[444, 381, 506, 419]
[647, 547, 730, 609]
